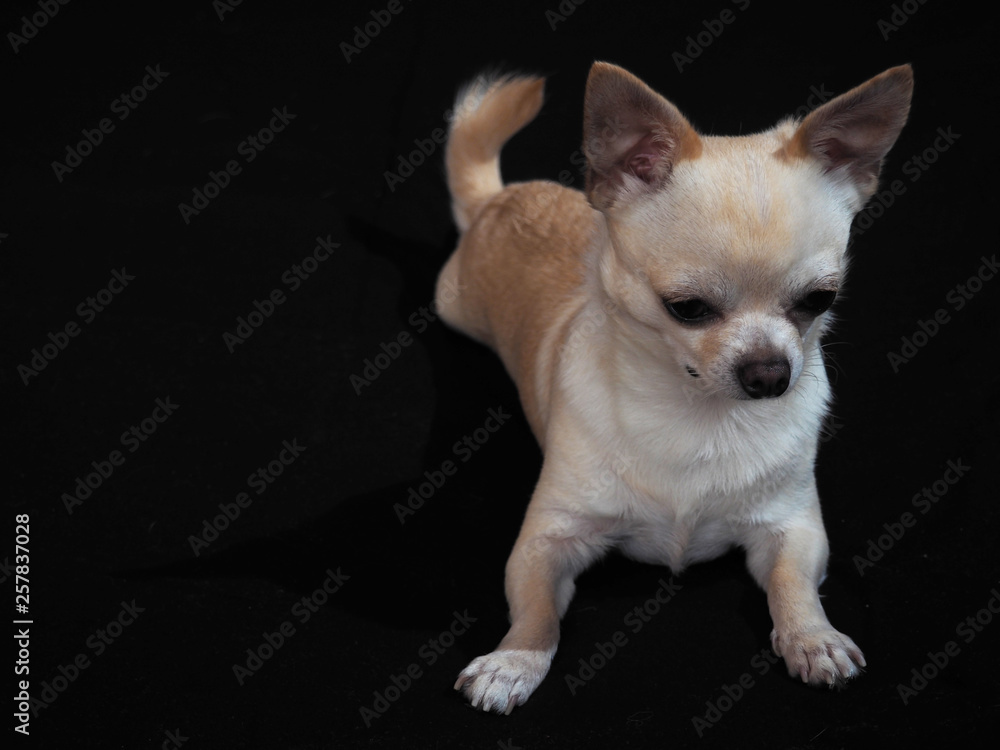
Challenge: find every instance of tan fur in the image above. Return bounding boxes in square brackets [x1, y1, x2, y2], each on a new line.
[440, 150, 597, 438]
[446, 76, 546, 232]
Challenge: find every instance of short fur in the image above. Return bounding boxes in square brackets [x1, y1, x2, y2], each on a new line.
[439, 62, 913, 714]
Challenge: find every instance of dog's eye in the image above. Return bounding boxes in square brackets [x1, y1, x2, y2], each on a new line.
[795, 290, 837, 316]
[664, 298, 715, 323]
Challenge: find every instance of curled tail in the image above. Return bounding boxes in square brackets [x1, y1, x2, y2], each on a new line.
[446, 73, 545, 232]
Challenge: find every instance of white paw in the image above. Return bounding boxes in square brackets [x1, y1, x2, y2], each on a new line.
[454, 648, 554, 714]
[772, 627, 866, 688]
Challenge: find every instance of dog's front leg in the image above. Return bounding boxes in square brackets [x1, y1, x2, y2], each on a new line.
[745, 501, 866, 688]
[455, 492, 605, 714]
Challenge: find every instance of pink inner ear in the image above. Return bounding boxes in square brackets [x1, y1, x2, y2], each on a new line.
[812, 124, 884, 182]
[627, 152, 658, 181]
[623, 133, 669, 183]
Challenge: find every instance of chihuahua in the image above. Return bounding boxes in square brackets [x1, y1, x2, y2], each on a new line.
[437, 62, 912, 713]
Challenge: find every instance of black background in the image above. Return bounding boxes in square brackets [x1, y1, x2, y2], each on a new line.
[4, 0, 998, 748]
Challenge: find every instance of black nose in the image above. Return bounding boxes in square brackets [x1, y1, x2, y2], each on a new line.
[737, 358, 790, 399]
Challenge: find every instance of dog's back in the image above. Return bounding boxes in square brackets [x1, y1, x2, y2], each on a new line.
[437, 75, 595, 439]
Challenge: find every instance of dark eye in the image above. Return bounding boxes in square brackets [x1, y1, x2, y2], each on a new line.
[795, 289, 837, 316]
[664, 298, 715, 323]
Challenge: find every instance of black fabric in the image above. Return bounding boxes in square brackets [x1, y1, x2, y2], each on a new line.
[5, 1, 997, 747]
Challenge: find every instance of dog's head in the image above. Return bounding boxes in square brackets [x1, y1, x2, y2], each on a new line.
[583, 62, 912, 400]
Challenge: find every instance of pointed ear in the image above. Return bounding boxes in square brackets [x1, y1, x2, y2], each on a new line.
[781, 64, 913, 202]
[583, 62, 702, 211]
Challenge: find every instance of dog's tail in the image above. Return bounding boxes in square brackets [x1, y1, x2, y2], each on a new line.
[446, 73, 545, 233]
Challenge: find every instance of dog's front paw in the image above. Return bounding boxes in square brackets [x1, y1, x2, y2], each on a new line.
[454, 648, 554, 714]
[771, 627, 865, 688]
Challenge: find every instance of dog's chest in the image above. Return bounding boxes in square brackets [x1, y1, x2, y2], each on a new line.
[599, 406, 813, 570]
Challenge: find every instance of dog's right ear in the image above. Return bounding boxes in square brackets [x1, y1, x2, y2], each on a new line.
[583, 62, 702, 211]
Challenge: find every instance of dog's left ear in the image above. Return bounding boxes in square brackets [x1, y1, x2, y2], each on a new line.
[583, 62, 702, 211]
[781, 65, 913, 204]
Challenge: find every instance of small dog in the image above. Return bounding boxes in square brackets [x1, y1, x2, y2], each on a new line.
[437, 62, 912, 713]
